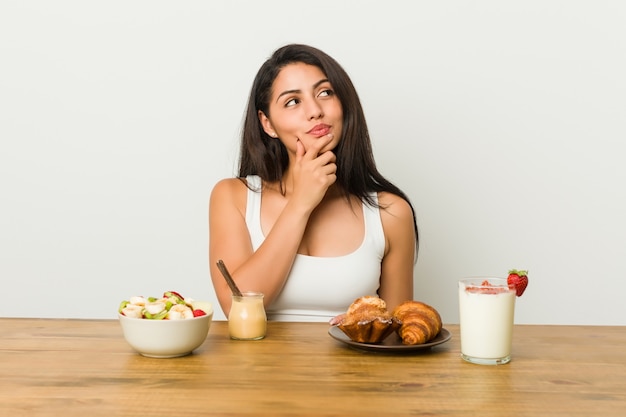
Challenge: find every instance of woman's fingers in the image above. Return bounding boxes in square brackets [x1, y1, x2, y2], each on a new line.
[301, 133, 334, 160]
[329, 313, 345, 326]
[295, 138, 306, 163]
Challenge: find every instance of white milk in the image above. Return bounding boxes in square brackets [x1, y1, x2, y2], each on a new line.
[458, 279, 516, 364]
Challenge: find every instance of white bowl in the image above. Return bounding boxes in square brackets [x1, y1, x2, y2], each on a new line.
[118, 303, 213, 358]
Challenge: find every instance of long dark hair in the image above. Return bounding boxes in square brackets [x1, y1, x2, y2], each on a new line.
[238, 44, 418, 249]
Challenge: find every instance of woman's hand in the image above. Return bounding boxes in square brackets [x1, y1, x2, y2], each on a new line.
[290, 134, 337, 212]
[329, 313, 345, 326]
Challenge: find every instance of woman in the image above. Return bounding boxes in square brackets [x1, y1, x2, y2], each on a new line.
[209, 44, 418, 322]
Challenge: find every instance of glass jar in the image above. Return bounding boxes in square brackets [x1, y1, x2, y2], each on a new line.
[228, 292, 267, 340]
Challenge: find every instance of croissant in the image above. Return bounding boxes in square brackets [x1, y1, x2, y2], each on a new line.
[337, 296, 401, 343]
[392, 301, 442, 345]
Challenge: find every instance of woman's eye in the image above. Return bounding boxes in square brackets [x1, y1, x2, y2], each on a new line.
[285, 98, 299, 107]
[318, 89, 334, 98]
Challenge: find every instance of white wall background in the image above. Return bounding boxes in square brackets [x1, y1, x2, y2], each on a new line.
[1, 1, 625, 325]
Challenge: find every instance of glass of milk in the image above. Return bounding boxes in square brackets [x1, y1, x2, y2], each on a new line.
[228, 292, 267, 340]
[458, 278, 516, 365]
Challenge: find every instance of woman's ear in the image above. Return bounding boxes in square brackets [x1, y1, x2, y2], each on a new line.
[258, 110, 277, 138]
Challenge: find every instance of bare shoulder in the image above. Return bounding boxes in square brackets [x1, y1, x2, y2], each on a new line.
[211, 177, 247, 197]
[209, 178, 249, 214]
[377, 191, 414, 222]
[377, 191, 416, 256]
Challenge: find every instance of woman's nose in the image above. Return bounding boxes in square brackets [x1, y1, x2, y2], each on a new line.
[306, 100, 324, 120]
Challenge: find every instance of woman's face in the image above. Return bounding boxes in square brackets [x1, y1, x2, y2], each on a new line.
[259, 62, 343, 155]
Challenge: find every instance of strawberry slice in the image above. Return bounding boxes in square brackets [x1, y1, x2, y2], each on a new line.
[465, 280, 508, 294]
[507, 269, 529, 297]
[192, 309, 207, 317]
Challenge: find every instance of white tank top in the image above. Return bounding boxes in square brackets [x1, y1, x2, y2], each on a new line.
[245, 175, 385, 322]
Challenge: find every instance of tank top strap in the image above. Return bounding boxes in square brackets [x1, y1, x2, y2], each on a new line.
[244, 175, 264, 250]
[362, 193, 386, 259]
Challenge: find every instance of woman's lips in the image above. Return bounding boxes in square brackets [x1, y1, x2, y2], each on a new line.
[307, 124, 331, 137]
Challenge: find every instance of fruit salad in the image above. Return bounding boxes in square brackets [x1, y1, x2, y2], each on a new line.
[118, 290, 207, 320]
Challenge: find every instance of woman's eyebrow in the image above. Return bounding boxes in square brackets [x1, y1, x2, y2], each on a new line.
[276, 89, 300, 103]
[275, 79, 330, 103]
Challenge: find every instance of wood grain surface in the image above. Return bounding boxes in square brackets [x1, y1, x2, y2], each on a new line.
[1, 319, 625, 416]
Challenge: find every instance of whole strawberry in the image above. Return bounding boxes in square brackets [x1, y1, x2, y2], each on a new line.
[507, 269, 528, 297]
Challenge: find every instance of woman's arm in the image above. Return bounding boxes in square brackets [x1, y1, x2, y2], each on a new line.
[377, 192, 416, 312]
[209, 138, 337, 316]
[208, 178, 311, 316]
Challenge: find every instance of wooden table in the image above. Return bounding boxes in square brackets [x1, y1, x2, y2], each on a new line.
[1, 319, 625, 416]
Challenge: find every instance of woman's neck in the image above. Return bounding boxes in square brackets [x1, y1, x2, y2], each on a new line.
[267, 173, 343, 200]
